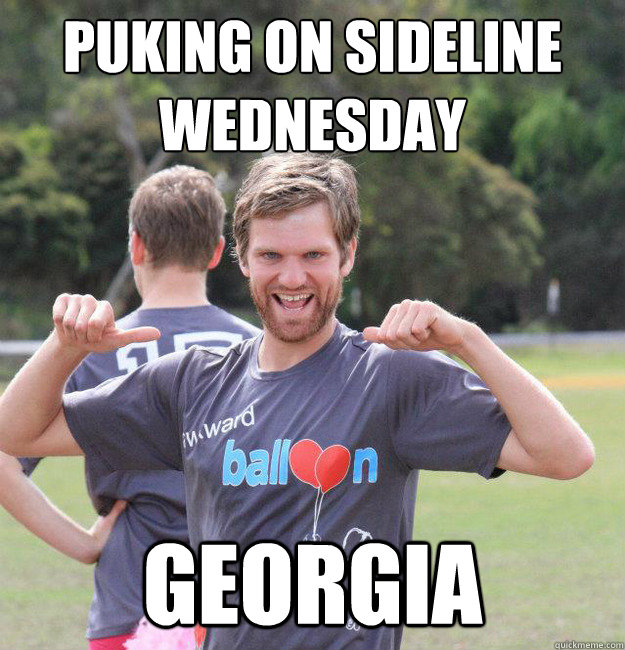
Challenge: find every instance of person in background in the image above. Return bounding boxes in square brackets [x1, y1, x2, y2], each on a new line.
[0, 165, 259, 650]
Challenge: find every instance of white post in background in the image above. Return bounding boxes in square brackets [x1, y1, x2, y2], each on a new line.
[547, 278, 561, 347]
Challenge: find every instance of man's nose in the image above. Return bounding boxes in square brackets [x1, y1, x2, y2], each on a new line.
[278, 258, 308, 288]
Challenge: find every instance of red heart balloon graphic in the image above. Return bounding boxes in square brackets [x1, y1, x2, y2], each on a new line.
[289, 439, 322, 488]
[315, 445, 351, 493]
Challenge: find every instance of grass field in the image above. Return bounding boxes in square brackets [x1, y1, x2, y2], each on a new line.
[0, 345, 623, 649]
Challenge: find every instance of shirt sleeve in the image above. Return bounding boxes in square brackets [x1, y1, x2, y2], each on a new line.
[387, 349, 510, 479]
[63, 351, 188, 472]
[65, 371, 79, 394]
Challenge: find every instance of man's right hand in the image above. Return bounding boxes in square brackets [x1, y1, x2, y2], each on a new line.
[0, 293, 157, 458]
[52, 294, 160, 354]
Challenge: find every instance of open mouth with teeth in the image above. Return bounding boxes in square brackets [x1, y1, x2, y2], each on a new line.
[273, 293, 314, 311]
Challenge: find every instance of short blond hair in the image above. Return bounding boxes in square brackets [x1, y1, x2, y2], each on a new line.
[233, 154, 360, 263]
[129, 165, 225, 270]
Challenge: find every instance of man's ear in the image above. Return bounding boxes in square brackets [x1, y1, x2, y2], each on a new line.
[237, 246, 250, 278]
[207, 236, 226, 270]
[130, 230, 146, 265]
[340, 237, 358, 277]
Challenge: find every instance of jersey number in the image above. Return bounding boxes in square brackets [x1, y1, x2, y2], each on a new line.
[115, 331, 244, 374]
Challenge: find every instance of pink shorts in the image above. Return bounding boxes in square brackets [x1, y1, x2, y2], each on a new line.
[88, 633, 134, 650]
[88, 624, 205, 650]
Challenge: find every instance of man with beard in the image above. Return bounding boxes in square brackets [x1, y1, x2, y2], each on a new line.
[0, 154, 594, 650]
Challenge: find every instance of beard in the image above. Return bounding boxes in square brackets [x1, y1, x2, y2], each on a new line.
[249, 275, 343, 343]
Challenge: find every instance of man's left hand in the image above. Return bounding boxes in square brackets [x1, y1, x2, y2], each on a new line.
[363, 300, 470, 354]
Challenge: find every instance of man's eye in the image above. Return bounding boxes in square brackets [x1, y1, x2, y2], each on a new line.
[305, 252, 322, 259]
[262, 252, 279, 260]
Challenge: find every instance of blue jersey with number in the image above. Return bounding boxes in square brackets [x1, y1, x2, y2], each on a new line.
[28, 305, 259, 639]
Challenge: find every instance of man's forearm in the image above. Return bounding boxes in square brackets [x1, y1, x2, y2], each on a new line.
[0, 331, 86, 454]
[0, 453, 101, 563]
[453, 322, 594, 478]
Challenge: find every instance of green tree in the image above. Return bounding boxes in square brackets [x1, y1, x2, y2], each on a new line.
[0, 126, 90, 279]
[352, 150, 541, 328]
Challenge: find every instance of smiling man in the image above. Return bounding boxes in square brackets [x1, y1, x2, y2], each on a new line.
[246, 202, 346, 342]
[0, 153, 594, 650]
[241, 201, 355, 367]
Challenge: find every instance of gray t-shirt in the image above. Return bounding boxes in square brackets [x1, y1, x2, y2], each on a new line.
[64, 322, 510, 650]
[28, 305, 258, 639]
